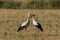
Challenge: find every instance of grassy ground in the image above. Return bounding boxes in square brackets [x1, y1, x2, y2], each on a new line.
[0, 9, 60, 40]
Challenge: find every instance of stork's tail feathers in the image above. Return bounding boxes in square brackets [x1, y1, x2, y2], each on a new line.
[37, 23, 43, 32]
[17, 27, 22, 32]
[40, 27, 43, 31]
[17, 25, 23, 32]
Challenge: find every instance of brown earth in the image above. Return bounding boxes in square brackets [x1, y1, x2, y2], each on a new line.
[0, 9, 60, 40]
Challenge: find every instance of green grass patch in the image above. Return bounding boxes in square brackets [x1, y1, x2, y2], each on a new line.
[0, 0, 60, 9]
[0, 1, 22, 9]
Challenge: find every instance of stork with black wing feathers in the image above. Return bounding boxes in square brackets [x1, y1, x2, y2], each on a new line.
[32, 14, 43, 32]
[17, 13, 31, 32]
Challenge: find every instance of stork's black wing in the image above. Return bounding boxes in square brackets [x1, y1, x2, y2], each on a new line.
[17, 20, 30, 32]
[17, 26, 26, 32]
[35, 23, 43, 31]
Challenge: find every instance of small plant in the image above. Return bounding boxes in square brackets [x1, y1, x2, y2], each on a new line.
[4, 32, 8, 36]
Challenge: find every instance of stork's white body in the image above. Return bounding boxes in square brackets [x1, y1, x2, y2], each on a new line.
[21, 19, 28, 26]
[32, 17, 43, 31]
[33, 18, 38, 25]
[17, 12, 31, 32]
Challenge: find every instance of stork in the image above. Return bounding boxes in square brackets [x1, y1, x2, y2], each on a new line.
[17, 13, 31, 32]
[32, 14, 43, 32]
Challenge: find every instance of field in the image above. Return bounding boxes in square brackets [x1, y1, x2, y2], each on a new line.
[0, 9, 60, 40]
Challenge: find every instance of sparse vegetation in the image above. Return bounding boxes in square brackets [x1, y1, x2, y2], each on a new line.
[0, 1, 22, 9]
[50, 1, 60, 9]
[27, 1, 44, 9]
[0, 0, 60, 9]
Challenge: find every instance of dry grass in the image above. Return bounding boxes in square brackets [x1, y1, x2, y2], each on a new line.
[0, 9, 60, 40]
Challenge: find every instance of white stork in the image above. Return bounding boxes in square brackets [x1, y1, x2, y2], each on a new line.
[17, 13, 31, 32]
[32, 14, 43, 31]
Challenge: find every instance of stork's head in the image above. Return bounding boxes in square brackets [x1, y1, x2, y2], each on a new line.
[28, 12, 36, 19]
[28, 12, 32, 18]
[31, 13, 36, 19]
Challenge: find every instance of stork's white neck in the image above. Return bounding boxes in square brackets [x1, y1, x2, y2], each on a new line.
[27, 12, 31, 20]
